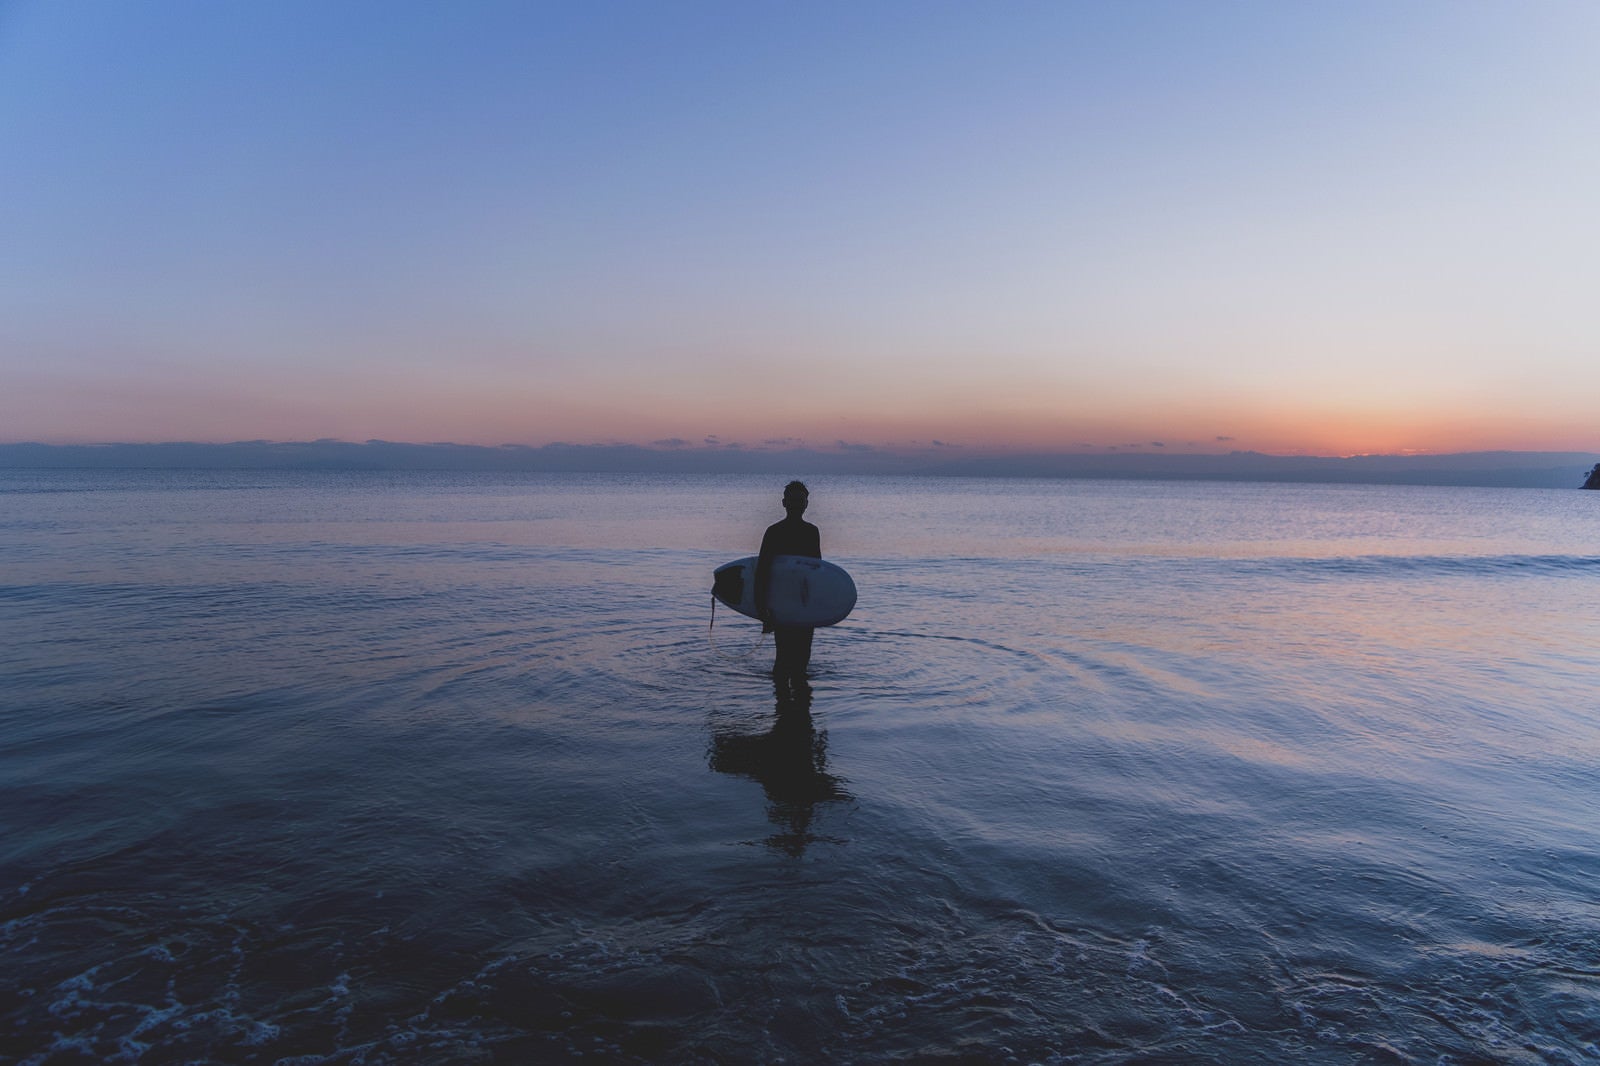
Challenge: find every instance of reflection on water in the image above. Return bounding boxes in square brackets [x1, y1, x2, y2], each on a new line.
[708, 679, 851, 856]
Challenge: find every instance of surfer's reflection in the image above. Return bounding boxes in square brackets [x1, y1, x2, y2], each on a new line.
[708, 680, 850, 856]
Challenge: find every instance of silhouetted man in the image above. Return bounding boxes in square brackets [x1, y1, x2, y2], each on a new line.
[754, 480, 821, 684]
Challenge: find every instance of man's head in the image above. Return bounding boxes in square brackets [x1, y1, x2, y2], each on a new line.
[782, 480, 809, 515]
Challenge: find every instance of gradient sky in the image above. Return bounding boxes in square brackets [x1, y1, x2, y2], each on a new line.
[3, 1, 1597, 455]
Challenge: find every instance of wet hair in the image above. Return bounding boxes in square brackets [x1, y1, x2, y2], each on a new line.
[783, 480, 809, 501]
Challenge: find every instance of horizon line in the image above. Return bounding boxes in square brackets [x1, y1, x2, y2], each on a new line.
[1, 440, 1595, 490]
[3, 437, 1596, 459]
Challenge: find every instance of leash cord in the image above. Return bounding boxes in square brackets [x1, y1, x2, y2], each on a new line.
[708, 594, 767, 661]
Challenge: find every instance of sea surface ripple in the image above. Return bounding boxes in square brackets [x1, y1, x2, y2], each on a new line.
[2, 471, 1597, 1063]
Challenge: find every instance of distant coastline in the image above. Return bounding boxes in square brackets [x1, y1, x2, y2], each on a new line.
[2, 441, 1595, 489]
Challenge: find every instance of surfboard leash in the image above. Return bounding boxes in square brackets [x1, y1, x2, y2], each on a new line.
[708, 594, 767, 661]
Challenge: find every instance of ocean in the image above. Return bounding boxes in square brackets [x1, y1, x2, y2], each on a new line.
[2, 470, 1597, 1064]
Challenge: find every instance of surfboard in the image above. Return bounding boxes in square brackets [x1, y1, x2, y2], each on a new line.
[712, 555, 856, 627]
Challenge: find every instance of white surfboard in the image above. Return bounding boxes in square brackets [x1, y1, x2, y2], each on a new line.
[712, 555, 856, 627]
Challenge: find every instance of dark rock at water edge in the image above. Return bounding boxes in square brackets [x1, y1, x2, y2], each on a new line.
[1584, 464, 1600, 489]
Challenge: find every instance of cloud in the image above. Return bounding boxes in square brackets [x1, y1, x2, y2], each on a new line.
[835, 440, 877, 453]
[1216, 435, 1235, 442]
[931, 439, 961, 448]
[1151, 441, 1166, 448]
[652, 437, 688, 448]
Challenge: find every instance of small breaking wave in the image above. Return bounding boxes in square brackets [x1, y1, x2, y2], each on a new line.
[1246, 553, 1600, 580]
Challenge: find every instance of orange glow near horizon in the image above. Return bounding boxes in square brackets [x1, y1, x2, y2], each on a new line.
[6, 367, 1593, 457]
[5, 327, 1594, 457]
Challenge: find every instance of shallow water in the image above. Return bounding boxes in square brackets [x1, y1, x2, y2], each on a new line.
[2, 471, 1598, 1063]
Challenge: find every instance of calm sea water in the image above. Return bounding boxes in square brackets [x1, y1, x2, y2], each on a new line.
[2, 470, 1598, 1064]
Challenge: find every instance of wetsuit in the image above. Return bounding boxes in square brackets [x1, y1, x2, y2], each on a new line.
[755, 514, 821, 680]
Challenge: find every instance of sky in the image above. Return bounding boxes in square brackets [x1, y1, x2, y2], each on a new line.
[2, 1, 1597, 457]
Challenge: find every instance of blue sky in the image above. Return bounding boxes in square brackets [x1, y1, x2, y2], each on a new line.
[3, 1, 1597, 454]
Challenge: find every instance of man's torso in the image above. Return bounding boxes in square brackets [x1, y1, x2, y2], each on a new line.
[761, 517, 820, 559]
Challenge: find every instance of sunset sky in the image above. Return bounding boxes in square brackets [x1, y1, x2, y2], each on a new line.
[3, 1, 1597, 456]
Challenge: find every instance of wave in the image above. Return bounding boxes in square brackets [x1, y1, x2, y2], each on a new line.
[900, 550, 1600, 585]
[1251, 553, 1600, 579]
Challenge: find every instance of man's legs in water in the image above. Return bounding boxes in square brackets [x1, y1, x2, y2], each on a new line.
[773, 625, 814, 682]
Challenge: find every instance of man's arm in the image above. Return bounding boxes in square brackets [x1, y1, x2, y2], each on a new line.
[754, 525, 776, 631]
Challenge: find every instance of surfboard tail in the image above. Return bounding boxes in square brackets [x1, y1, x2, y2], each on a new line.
[712, 564, 745, 609]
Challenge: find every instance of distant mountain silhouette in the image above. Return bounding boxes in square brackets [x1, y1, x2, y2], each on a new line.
[1, 440, 1595, 489]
